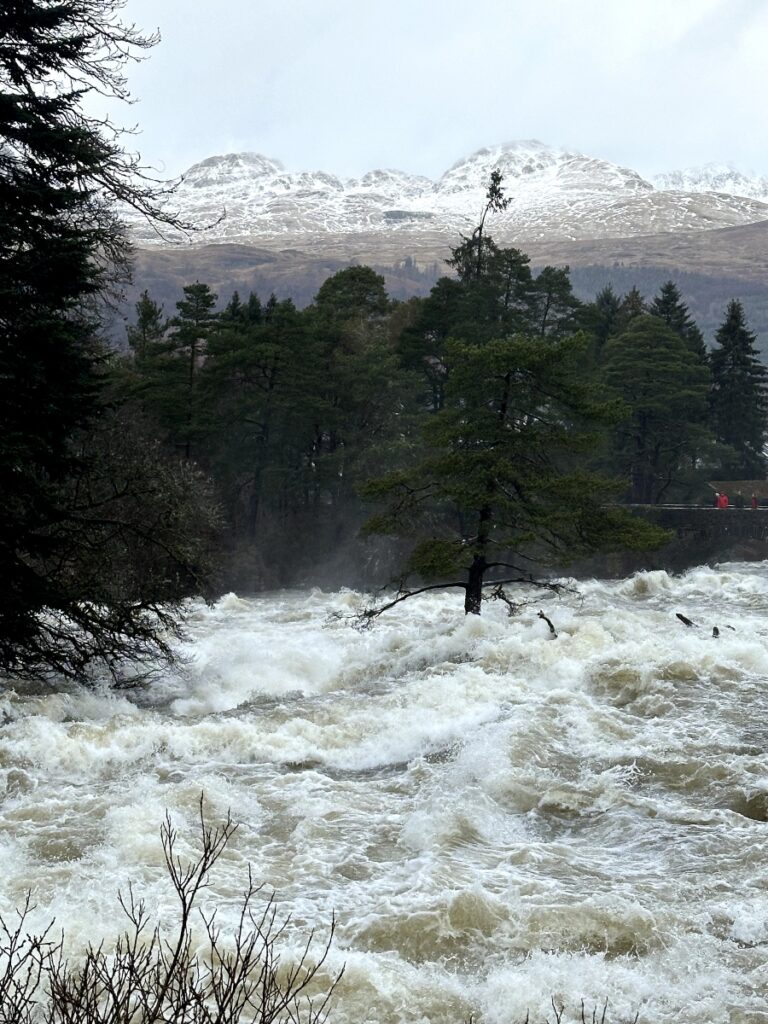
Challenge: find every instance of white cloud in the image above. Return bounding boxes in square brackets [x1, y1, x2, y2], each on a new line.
[85, 0, 768, 179]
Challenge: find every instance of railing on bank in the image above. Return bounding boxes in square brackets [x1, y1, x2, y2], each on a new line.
[626, 504, 768, 543]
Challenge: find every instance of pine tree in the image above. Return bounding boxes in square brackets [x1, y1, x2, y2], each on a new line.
[169, 282, 219, 459]
[245, 291, 263, 324]
[0, 0, 210, 679]
[616, 286, 646, 330]
[221, 291, 244, 324]
[127, 291, 166, 359]
[709, 300, 768, 477]
[362, 211, 665, 618]
[447, 167, 510, 283]
[649, 280, 707, 362]
[201, 298, 318, 540]
[530, 265, 581, 338]
[363, 331, 665, 616]
[313, 266, 391, 322]
[579, 285, 622, 358]
[602, 315, 712, 502]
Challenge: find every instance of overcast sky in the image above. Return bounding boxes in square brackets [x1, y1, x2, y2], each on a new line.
[107, 0, 768, 181]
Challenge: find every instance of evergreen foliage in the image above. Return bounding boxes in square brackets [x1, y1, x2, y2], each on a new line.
[5, 40, 746, 672]
[649, 280, 707, 362]
[169, 282, 219, 458]
[0, 0, 217, 681]
[200, 296, 321, 542]
[577, 285, 622, 362]
[602, 315, 712, 503]
[358, 179, 667, 615]
[363, 329, 665, 614]
[616, 286, 646, 331]
[313, 265, 391, 322]
[530, 265, 582, 338]
[709, 299, 768, 477]
[114, 182, 748, 616]
[127, 290, 166, 359]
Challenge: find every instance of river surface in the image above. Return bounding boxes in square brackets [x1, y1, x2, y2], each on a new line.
[2, 564, 768, 1024]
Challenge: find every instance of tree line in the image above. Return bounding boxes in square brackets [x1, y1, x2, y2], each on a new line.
[115, 209, 768, 613]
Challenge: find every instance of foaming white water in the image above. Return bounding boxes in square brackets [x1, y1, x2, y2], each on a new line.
[3, 565, 768, 1023]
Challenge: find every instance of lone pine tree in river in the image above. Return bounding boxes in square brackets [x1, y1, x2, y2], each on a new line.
[361, 176, 665, 618]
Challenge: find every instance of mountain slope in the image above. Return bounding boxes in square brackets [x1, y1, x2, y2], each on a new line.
[653, 164, 768, 203]
[126, 140, 768, 247]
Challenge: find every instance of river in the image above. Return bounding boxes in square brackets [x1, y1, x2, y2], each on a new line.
[2, 563, 768, 1024]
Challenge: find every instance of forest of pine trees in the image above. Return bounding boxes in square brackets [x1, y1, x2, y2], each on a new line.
[115, 241, 768, 603]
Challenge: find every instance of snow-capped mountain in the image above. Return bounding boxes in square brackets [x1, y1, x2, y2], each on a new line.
[126, 141, 768, 248]
[653, 163, 768, 204]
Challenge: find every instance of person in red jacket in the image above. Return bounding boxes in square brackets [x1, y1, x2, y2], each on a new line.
[717, 492, 729, 509]
[752, 493, 759, 510]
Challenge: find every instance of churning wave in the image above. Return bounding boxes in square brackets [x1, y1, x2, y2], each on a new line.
[2, 563, 768, 1023]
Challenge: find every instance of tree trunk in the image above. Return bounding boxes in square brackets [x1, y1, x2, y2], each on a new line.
[464, 555, 487, 615]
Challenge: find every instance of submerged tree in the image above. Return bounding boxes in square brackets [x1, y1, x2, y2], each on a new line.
[359, 183, 666, 619]
[363, 311, 665, 617]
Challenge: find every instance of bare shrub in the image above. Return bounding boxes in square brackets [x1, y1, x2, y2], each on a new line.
[0, 799, 342, 1024]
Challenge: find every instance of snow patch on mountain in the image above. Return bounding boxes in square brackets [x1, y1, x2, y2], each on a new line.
[125, 142, 768, 248]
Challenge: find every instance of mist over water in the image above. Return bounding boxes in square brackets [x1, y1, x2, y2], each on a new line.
[2, 564, 768, 1023]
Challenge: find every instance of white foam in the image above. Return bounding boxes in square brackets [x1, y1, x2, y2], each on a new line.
[3, 569, 768, 1021]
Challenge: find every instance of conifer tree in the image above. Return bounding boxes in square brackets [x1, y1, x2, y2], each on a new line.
[201, 297, 318, 540]
[221, 290, 244, 324]
[170, 282, 218, 458]
[246, 291, 263, 324]
[361, 208, 666, 618]
[313, 266, 391, 322]
[0, 0, 210, 680]
[264, 293, 279, 321]
[602, 315, 712, 502]
[446, 167, 510, 282]
[649, 280, 707, 362]
[363, 330, 665, 616]
[127, 291, 166, 359]
[579, 285, 622, 357]
[530, 265, 581, 338]
[709, 300, 768, 477]
[616, 286, 646, 330]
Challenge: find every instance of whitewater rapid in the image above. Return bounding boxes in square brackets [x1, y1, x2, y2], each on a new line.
[2, 564, 768, 1023]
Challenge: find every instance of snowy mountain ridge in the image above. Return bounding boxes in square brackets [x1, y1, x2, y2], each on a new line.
[127, 140, 768, 247]
[652, 162, 768, 203]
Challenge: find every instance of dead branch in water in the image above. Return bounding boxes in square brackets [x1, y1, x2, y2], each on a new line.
[327, 574, 577, 630]
[538, 610, 558, 637]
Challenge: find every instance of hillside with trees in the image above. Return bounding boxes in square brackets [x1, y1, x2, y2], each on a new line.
[115, 183, 768, 617]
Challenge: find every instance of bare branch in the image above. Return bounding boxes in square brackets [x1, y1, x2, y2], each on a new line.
[0, 801, 343, 1024]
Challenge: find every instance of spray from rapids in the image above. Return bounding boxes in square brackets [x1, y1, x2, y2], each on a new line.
[2, 562, 768, 1024]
